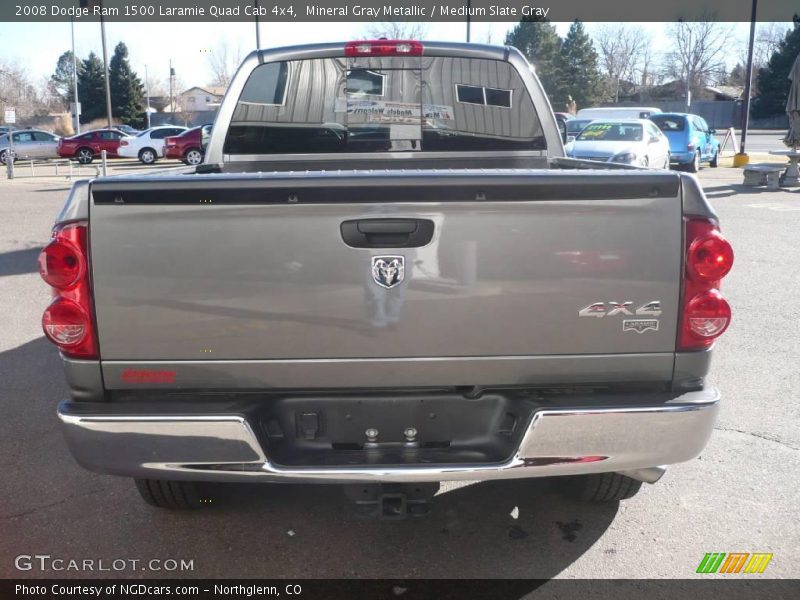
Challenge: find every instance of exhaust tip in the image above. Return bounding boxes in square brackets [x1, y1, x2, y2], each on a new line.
[617, 466, 666, 484]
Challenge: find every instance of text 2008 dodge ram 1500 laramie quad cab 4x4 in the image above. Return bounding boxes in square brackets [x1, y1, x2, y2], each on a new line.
[40, 41, 733, 513]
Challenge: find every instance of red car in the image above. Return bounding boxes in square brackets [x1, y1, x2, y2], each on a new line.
[57, 129, 127, 164]
[164, 125, 210, 165]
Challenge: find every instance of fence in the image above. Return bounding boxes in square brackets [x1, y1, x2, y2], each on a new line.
[595, 101, 788, 130]
[150, 111, 218, 128]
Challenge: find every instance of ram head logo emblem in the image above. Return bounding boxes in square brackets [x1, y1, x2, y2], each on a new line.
[372, 256, 405, 289]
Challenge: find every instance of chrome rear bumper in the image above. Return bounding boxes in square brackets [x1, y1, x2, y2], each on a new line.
[57, 388, 719, 483]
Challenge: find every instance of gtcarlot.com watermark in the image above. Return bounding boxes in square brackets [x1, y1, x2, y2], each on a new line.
[15, 554, 194, 573]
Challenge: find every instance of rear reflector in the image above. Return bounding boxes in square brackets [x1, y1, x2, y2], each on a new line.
[345, 40, 423, 57]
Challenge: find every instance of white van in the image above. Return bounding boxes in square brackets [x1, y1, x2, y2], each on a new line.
[576, 107, 662, 120]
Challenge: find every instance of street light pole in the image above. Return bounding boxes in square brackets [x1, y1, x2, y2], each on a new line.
[734, 0, 758, 166]
[145, 64, 151, 129]
[71, 17, 81, 134]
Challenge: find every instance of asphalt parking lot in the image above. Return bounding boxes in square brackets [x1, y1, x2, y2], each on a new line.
[0, 162, 797, 580]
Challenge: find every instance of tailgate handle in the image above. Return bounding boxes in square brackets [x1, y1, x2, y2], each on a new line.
[341, 219, 434, 248]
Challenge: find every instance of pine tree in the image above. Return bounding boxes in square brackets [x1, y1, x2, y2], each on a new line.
[109, 42, 146, 127]
[505, 17, 563, 110]
[49, 51, 82, 107]
[77, 52, 106, 124]
[559, 21, 602, 111]
[753, 16, 800, 118]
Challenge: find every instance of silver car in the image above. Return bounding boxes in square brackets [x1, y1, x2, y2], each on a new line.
[0, 129, 61, 165]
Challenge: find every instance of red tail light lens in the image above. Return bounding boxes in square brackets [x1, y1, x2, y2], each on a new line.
[38, 238, 85, 290]
[120, 140, 128, 146]
[679, 217, 734, 351]
[685, 289, 731, 338]
[687, 230, 733, 281]
[42, 298, 91, 347]
[39, 222, 98, 359]
[345, 40, 423, 57]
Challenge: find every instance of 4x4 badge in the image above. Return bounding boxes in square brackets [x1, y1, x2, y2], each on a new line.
[372, 256, 405, 289]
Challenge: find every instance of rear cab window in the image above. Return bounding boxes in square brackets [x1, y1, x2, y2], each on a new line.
[224, 54, 545, 155]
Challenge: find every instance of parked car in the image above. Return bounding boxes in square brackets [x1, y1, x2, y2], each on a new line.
[565, 118, 593, 142]
[566, 119, 671, 168]
[164, 125, 212, 165]
[0, 129, 61, 164]
[46, 41, 731, 512]
[553, 112, 574, 121]
[115, 124, 141, 136]
[577, 107, 662, 119]
[118, 126, 188, 164]
[57, 129, 128, 164]
[649, 113, 720, 173]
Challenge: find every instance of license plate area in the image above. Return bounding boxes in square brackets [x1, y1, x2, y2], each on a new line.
[259, 393, 536, 467]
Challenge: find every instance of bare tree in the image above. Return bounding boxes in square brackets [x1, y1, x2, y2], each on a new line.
[364, 22, 428, 40]
[206, 40, 243, 88]
[592, 24, 652, 102]
[662, 20, 731, 99]
[0, 59, 52, 121]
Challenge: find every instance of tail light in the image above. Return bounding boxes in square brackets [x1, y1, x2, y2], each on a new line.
[345, 40, 423, 57]
[165, 138, 176, 147]
[120, 140, 128, 146]
[38, 222, 98, 358]
[678, 217, 734, 351]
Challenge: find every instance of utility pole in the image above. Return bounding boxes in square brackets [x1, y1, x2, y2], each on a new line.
[734, 0, 758, 166]
[99, 5, 113, 129]
[466, 0, 471, 42]
[254, 0, 261, 48]
[169, 59, 174, 122]
[145, 64, 151, 129]
[71, 17, 81, 134]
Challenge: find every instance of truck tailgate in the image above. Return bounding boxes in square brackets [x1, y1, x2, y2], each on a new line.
[89, 170, 682, 388]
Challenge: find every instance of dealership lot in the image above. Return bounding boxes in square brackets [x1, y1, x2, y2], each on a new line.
[0, 166, 797, 579]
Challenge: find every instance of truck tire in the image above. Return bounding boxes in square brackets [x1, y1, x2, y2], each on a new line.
[134, 478, 209, 509]
[562, 473, 643, 502]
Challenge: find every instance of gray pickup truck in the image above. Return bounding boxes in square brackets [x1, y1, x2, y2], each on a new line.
[39, 41, 734, 513]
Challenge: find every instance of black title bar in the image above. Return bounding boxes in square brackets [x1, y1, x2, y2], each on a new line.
[3, 0, 799, 22]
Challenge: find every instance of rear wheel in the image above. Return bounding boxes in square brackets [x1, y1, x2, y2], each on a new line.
[688, 150, 701, 173]
[76, 147, 94, 164]
[139, 147, 157, 164]
[134, 478, 211, 509]
[710, 149, 719, 168]
[560, 473, 643, 502]
[184, 148, 204, 166]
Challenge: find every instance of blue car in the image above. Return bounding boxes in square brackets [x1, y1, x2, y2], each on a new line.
[649, 113, 720, 173]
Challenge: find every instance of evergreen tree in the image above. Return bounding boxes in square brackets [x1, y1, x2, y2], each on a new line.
[505, 17, 564, 110]
[49, 50, 81, 107]
[753, 15, 800, 118]
[559, 21, 602, 111]
[109, 42, 146, 127]
[77, 52, 106, 124]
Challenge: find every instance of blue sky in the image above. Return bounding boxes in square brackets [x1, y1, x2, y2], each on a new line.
[0, 21, 754, 92]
